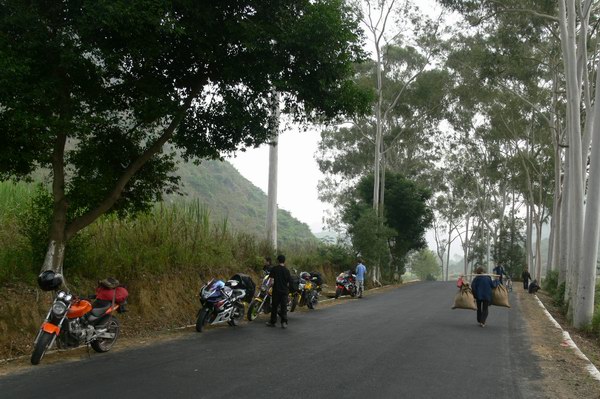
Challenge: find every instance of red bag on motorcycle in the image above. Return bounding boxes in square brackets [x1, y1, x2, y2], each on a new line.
[96, 286, 129, 304]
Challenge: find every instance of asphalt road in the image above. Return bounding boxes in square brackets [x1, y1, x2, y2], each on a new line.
[1, 282, 543, 399]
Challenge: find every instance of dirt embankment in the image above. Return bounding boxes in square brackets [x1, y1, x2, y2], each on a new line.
[0, 267, 341, 362]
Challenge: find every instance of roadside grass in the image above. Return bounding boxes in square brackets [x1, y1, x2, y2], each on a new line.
[0, 182, 353, 287]
[544, 270, 600, 342]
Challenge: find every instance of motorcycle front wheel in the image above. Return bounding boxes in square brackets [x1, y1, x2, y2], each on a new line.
[196, 308, 210, 332]
[228, 303, 245, 326]
[247, 299, 263, 321]
[31, 331, 53, 365]
[91, 317, 120, 353]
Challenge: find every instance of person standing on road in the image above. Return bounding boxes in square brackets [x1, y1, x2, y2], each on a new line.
[471, 266, 499, 327]
[262, 256, 273, 274]
[266, 254, 291, 329]
[355, 258, 367, 298]
[521, 269, 531, 290]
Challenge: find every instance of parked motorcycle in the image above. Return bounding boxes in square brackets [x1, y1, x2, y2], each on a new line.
[335, 270, 357, 298]
[31, 271, 126, 365]
[247, 272, 273, 321]
[196, 279, 246, 332]
[289, 271, 320, 311]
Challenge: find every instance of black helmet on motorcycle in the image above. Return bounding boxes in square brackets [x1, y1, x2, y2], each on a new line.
[37, 270, 64, 291]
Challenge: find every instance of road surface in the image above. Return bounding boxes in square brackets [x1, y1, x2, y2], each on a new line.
[0, 282, 542, 398]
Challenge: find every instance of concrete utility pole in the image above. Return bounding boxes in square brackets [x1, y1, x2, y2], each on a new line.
[266, 92, 280, 249]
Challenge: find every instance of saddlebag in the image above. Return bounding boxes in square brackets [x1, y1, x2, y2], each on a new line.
[310, 272, 323, 286]
[96, 286, 129, 304]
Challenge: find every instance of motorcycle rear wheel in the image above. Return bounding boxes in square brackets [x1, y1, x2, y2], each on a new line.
[196, 308, 210, 332]
[91, 317, 120, 353]
[307, 292, 318, 309]
[335, 287, 343, 299]
[31, 331, 53, 365]
[247, 299, 262, 321]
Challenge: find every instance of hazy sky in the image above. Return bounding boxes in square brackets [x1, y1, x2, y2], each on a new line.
[227, 126, 329, 233]
[228, 1, 451, 235]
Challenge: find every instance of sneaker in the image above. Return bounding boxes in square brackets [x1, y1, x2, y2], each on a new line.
[281, 321, 288, 329]
[265, 322, 276, 327]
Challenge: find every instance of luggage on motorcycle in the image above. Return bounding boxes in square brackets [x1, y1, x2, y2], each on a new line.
[96, 286, 129, 304]
[310, 272, 323, 286]
[228, 273, 255, 302]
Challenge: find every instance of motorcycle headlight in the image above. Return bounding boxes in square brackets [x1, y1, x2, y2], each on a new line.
[52, 301, 67, 315]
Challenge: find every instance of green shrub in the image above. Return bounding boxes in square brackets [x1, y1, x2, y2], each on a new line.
[543, 270, 559, 294]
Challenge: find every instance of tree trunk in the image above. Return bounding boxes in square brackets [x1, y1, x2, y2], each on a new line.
[559, 0, 585, 319]
[574, 55, 600, 328]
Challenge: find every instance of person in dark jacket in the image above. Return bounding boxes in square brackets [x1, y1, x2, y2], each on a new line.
[492, 264, 507, 284]
[266, 254, 291, 329]
[521, 269, 531, 290]
[262, 256, 273, 274]
[471, 266, 499, 327]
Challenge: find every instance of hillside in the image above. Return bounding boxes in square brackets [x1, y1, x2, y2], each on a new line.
[167, 159, 317, 246]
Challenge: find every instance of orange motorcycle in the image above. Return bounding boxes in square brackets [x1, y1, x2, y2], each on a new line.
[31, 271, 126, 365]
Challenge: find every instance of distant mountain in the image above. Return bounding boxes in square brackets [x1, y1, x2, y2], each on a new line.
[167, 159, 317, 246]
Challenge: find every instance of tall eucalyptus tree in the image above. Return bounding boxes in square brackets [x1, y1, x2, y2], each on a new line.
[440, 0, 600, 327]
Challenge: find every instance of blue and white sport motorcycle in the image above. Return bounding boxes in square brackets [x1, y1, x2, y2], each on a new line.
[195, 279, 246, 332]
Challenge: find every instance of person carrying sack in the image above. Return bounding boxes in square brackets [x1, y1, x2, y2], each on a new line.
[471, 266, 499, 327]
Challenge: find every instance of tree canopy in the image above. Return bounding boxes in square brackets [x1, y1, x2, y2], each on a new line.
[0, 0, 371, 273]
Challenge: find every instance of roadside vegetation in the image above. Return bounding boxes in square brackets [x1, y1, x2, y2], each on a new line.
[0, 180, 355, 287]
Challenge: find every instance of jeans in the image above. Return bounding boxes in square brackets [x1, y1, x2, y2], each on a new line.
[356, 279, 364, 297]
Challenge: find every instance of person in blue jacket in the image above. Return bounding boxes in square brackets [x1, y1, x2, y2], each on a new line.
[355, 257, 367, 298]
[471, 266, 499, 327]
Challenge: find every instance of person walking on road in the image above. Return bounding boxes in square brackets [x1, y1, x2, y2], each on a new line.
[355, 258, 367, 298]
[521, 269, 531, 290]
[471, 266, 499, 327]
[493, 263, 507, 285]
[266, 254, 291, 329]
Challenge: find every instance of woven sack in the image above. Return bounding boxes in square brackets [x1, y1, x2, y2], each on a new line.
[492, 284, 511, 308]
[452, 284, 476, 310]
